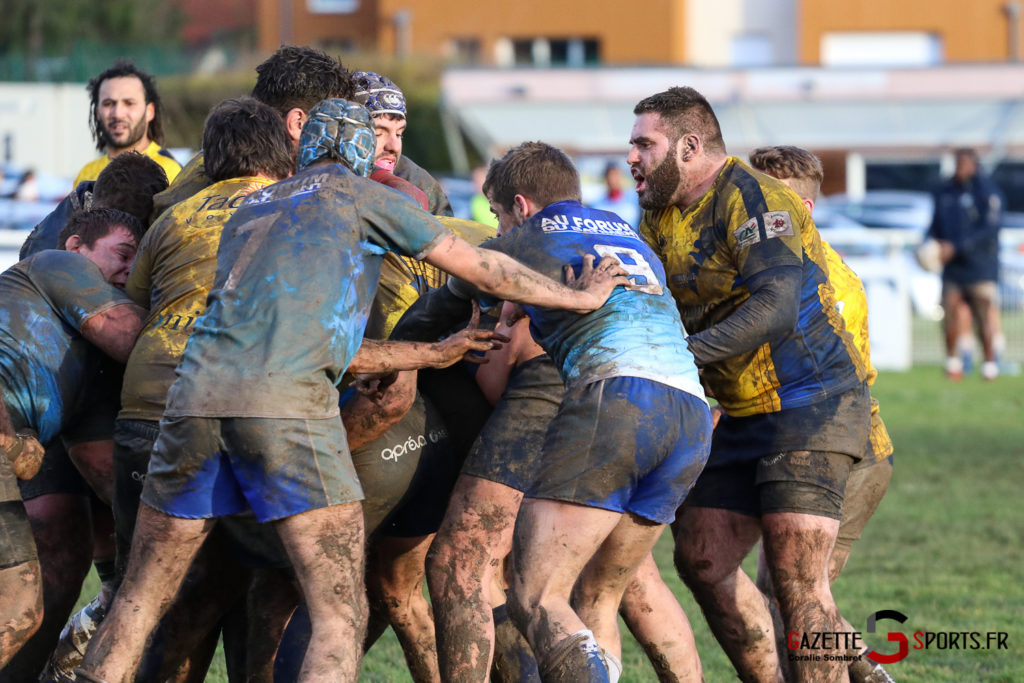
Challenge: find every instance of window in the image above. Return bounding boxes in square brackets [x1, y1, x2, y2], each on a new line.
[821, 32, 943, 67]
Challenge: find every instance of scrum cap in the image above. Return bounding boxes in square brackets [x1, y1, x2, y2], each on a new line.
[296, 98, 376, 176]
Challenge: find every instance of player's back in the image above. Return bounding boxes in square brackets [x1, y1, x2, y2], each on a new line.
[486, 200, 703, 398]
[0, 251, 127, 441]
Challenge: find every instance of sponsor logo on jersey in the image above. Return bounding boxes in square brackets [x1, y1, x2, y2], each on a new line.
[734, 217, 760, 247]
[540, 214, 636, 237]
[763, 211, 794, 238]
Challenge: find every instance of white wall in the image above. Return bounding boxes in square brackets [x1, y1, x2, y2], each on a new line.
[0, 83, 94, 183]
[685, 0, 798, 67]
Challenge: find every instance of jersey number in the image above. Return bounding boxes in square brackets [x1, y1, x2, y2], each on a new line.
[592, 244, 664, 295]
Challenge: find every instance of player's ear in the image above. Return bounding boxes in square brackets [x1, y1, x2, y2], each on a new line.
[284, 108, 307, 144]
[803, 198, 815, 213]
[679, 134, 700, 162]
[64, 235, 84, 253]
[512, 194, 532, 222]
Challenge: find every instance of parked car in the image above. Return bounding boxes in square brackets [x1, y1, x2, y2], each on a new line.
[821, 190, 934, 233]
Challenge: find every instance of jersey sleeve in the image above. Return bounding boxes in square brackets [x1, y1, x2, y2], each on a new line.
[356, 181, 453, 259]
[28, 251, 136, 331]
[727, 192, 806, 280]
[124, 221, 163, 308]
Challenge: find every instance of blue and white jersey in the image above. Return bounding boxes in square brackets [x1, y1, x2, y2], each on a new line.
[483, 200, 704, 402]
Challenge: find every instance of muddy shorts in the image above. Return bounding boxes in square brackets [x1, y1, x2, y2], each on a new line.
[111, 418, 160, 576]
[527, 377, 712, 525]
[462, 354, 563, 492]
[141, 415, 362, 523]
[836, 454, 893, 553]
[1, 449, 37, 568]
[685, 450, 856, 520]
[687, 383, 871, 520]
[356, 392, 455, 538]
[194, 394, 457, 570]
[16, 439, 89, 500]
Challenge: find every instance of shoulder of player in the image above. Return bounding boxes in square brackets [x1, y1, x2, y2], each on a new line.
[436, 216, 496, 245]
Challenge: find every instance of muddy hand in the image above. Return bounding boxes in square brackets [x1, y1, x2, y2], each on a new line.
[564, 254, 630, 313]
[2, 430, 45, 480]
[354, 372, 399, 403]
[432, 301, 510, 368]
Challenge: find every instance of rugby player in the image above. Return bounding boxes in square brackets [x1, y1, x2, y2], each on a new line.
[150, 44, 354, 220]
[630, 87, 872, 681]
[412, 141, 711, 682]
[75, 100, 627, 683]
[353, 71, 453, 216]
[0, 209, 148, 671]
[748, 145, 896, 683]
[73, 60, 181, 188]
[7, 153, 169, 681]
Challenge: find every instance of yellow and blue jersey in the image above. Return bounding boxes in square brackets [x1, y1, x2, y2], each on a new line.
[73, 140, 181, 188]
[640, 157, 867, 417]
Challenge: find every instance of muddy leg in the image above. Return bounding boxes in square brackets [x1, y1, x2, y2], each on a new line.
[508, 499, 628, 681]
[618, 552, 702, 682]
[2, 493, 92, 681]
[673, 505, 780, 683]
[78, 503, 214, 683]
[274, 501, 367, 683]
[0, 560, 43, 669]
[366, 533, 439, 682]
[761, 512, 843, 683]
[426, 475, 523, 683]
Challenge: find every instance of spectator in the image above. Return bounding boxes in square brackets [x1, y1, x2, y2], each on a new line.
[928, 148, 1003, 381]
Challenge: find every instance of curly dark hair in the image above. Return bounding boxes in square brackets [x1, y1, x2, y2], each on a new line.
[252, 45, 354, 116]
[87, 59, 166, 152]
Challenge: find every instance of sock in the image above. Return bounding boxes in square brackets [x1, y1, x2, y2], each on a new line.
[539, 629, 609, 683]
[599, 647, 622, 683]
[94, 559, 117, 586]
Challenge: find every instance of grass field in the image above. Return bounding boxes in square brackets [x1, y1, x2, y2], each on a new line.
[76, 365, 1023, 681]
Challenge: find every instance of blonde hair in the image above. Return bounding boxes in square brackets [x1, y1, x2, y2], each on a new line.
[749, 145, 823, 202]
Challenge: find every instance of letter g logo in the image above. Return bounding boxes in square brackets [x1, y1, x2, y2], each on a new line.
[865, 610, 909, 664]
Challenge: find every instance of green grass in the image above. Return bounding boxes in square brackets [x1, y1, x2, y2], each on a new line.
[77, 365, 1023, 681]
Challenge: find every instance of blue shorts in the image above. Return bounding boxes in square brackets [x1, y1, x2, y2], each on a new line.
[141, 415, 362, 523]
[527, 376, 712, 524]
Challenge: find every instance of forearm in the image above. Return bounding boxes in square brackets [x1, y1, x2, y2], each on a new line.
[468, 249, 590, 311]
[348, 339, 456, 374]
[687, 266, 800, 365]
[81, 303, 147, 363]
[68, 440, 114, 504]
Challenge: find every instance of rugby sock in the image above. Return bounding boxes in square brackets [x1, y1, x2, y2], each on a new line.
[491, 604, 541, 682]
[849, 658, 896, 683]
[599, 647, 622, 683]
[538, 629, 610, 682]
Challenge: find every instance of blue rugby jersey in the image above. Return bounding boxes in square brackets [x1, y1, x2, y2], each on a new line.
[482, 200, 705, 402]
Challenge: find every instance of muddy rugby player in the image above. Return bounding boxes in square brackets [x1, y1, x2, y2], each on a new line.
[630, 86, 872, 682]
[401, 141, 711, 682]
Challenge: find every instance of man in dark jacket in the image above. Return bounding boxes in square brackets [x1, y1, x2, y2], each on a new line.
[928, 148, 1003, 380]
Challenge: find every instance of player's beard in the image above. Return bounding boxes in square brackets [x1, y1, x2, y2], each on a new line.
[102, 115, 148, 152]
[638, 152, 682, 210]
